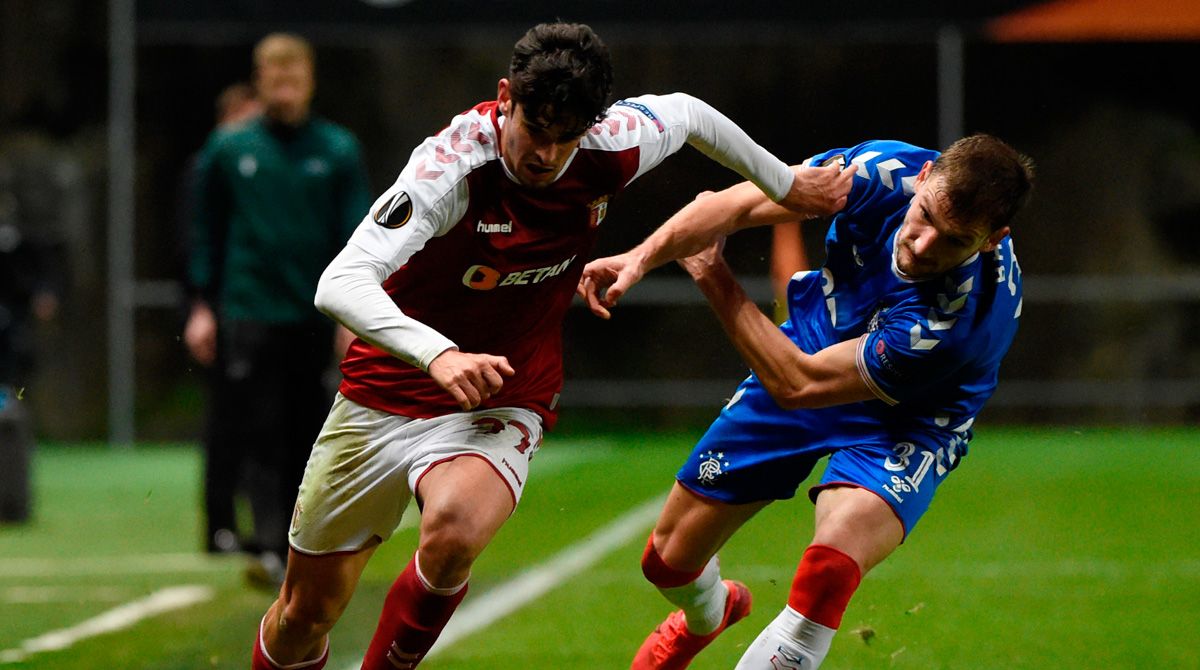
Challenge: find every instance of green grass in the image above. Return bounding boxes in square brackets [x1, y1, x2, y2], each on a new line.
[1, 427, 1198, 669]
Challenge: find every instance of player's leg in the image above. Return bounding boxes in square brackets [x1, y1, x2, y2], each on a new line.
[733, 487, 903, 669]
[360, 408, 540, 670]
[634, 378, 831, 669]
[631, 482, 769, 670]
[202, 358, 242, 553]
[254, 545, 377, 670]
[359, 455, 515, 670]
[735, 435, 962, 669]
[255, 392, 421, 669]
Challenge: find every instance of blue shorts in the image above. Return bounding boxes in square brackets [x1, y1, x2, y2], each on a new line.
[676, 378, 967, 537]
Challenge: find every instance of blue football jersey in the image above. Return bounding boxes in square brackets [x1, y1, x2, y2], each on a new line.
[787, 140, 1023, 444]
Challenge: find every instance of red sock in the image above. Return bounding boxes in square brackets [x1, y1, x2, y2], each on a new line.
[640, 535, 705, 588]
[786, 544, 862, 629]
[360, 555, 468, 670]
[252, 616, 329, 670]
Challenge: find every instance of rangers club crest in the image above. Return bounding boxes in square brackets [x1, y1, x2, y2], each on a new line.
[588, 195, 610, 228]
[697, 450, 730, 486]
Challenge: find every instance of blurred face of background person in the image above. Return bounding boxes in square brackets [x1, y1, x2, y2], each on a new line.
[253, 33, 315, 127]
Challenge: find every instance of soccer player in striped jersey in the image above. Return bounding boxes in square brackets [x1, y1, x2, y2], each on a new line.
[249, 21, 849, 670]
[579, 135, 1034, 669]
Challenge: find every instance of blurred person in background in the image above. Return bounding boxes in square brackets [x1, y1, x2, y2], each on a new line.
[248, 21, 847, 670]
[579, 135, 1034, 669]
[769, 221, 809, 323]
[0, 132, 71, 524]
[178, 81, 261, 556]
[184, 33, 370, 587]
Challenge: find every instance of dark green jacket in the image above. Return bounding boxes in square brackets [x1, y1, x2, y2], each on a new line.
[189, 115, 371, 323]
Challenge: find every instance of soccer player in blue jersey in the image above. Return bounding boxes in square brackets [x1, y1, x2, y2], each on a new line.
[579, 134, 1034, 669]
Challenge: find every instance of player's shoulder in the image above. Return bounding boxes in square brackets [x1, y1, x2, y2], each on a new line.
[578, 94, 673, 152]
[815, 139, 937, 224]
[384, 102, 498, 220]
[898, 259, 1014, 355]
[409, 101, 499, 174]
[844, 139, 935, 188]
[309, 116, 364, 155]
[430, 101, 500, 156]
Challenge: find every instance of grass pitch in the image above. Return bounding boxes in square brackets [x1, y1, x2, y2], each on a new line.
[1, 426, 1198, 669]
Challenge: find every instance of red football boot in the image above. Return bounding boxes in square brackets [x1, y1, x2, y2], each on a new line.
[631, 580, 752, 670]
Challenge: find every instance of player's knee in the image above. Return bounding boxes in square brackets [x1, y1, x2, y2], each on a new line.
[418, 516, 485, 583]
[640, 534, 705, 588]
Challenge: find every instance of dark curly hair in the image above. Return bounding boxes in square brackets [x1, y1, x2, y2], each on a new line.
[508, 22, 613, 138]
[932, 134, 1036, 232]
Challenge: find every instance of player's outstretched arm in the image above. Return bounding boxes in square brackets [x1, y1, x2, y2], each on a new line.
[577, 162, 852, 319]
[678, 238, 875, 410]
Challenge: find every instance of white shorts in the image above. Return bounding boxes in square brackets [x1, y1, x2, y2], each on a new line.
[288, 393, 543, 555]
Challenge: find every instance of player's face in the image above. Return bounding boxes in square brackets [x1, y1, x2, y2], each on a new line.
[895, 164, 1009, 279]
[496, 79, 586, 188]
[256, 57, 314, 125]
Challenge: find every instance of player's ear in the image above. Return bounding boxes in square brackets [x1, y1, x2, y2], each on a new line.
[497, 78, 511, 116]
[980, 225, 1010, 252]
[915, 160, 934, 184]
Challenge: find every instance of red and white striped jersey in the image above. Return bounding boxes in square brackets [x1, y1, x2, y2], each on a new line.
[328, 94, 793, 428]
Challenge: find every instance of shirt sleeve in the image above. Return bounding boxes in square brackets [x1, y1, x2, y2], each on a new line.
[315, 112, 486, 369]
[855, 293, 974, 406]
[615, 93, 794, 200]
[315, 242, 457, 370]
[186, 135, 229, 302]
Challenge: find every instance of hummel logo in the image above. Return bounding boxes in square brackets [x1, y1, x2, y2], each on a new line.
[769, 646, 806, 669]
[476, 220, 513, 234]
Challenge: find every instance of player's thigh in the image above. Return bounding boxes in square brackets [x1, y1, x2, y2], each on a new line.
[676, 381, 831, 505]
[811, 438, 961, 550]
[416, 455, 516, 556]
[409, 407, 542, 515]
[289, 395, 420, 554]
[652, 482, 771, 572]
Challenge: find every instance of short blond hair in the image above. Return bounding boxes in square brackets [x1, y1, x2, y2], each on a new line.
[253, 33, 314, 69]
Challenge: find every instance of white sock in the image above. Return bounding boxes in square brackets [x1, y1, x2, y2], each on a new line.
[733, 606, 836, 669]
[656, 555, 728, 635]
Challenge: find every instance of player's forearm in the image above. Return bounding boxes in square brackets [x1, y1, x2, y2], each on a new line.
[633, 182, 797, 274]
[692, 263, 862, 410]
[692, 265, 810, 404]
[315, 244, 456, 371]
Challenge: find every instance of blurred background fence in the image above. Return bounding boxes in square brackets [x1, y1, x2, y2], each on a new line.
[2, 0, 1198, 443]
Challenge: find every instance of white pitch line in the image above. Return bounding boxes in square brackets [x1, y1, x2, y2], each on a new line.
[341, 493, 666, 670]
[0, 585, 214, 664]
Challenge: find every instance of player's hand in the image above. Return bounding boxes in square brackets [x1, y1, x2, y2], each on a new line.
[577, 251, 645, 320]
[428, 348, 516, 411]
[184, 301, 218, 367]
[776, 162, 857, 217]
[676, 235, 729, 281]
